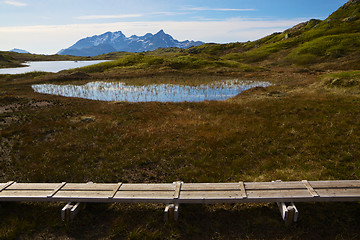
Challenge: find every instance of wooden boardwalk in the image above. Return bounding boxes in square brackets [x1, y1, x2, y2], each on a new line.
[1, 180, 360, 223]
[1, 180, 360, 203]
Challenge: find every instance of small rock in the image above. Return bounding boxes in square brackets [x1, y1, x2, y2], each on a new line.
[80, 116, 96, 122]
[342, 16, 359, 22]
[268, 91, 286, 97]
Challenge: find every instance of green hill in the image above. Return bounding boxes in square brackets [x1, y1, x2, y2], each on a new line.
[0, 52, 21, 68]
[189, 0, 360, 69]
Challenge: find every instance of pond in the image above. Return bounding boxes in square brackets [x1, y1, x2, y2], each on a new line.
[32, 80, 271, 102]
[0, 60, 108, 74]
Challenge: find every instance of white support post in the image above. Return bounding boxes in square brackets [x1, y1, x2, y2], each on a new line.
[277, 202, 298, 225]
[61, 202, 84, 222]
[164, 203, 180, 222]
[164, 204, 174, 222]
[61, 202, 73, 222]
[277, 202, 288, 222]
[174, 204, 179, 221]
[290, 202, 299, 222]
[164, 181, 182, 222]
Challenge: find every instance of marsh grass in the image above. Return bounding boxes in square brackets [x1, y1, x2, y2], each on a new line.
[1, 70, 360, 238]
[2, 76, 360, 183]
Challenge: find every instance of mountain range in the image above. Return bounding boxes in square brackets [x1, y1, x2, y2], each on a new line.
[58, 30, 204, 57]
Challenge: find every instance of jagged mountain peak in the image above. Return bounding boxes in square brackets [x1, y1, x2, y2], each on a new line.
[58, 30, 204, 56]
[156, 29, 165, 35]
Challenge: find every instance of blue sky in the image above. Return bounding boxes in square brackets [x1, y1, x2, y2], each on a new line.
[0, 0, 348, 54]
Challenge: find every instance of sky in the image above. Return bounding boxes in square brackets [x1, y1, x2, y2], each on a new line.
[0, 0, 348, 54]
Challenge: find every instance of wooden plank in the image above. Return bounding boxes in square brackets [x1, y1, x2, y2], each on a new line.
[114, 191, 174, 199]
[239, 181, 247, 199]
[180, 190, 243, 200]
[302, 180, 319, 197]
[6, 183, 60, 190]
[0, 190, 51, 198]
[310, 180, 360, 189]
[120, 184, 174, 191]
[315, 188, 360, 197]
[52, 190, 111, 199]
[62, 183, 117, 191]
[0, 181, 15, 192]
[181, 183, 239, 191]
[108, 182, 123, 199]
[47, 182, 66, 198]
[245, 182, 305, 190]
[246, 189, 313, 199]
[173, 182, 182, 199]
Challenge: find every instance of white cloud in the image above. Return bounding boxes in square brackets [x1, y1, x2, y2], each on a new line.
[4, 0, 27, 7]
[0, 18, 304, 54]
[149, 11, 188, 16]
[183, 7, 256, 11]
[76, 14, 143, 20]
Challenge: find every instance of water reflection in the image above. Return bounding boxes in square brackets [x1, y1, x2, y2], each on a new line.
[32, 80, 271, 102]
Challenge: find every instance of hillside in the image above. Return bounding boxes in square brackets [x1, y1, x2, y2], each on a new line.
[0, 51, 102, 68]
[187, 0, 360, 70]
[67, 0, 360, 76]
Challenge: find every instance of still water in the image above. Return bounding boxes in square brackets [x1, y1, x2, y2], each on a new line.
[0, 60, 108, 74]
[32, 80, 271, 102]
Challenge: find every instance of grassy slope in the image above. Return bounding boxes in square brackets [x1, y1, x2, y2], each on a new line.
[187, 0, 360, 69]
[0, 52, 21, 68]
[1, 1, 360, 239]
[61, 0, 360, 76]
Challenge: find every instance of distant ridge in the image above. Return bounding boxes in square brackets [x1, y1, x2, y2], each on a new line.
[10, 48, 30, 54]
[58, 30, 205, 57]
